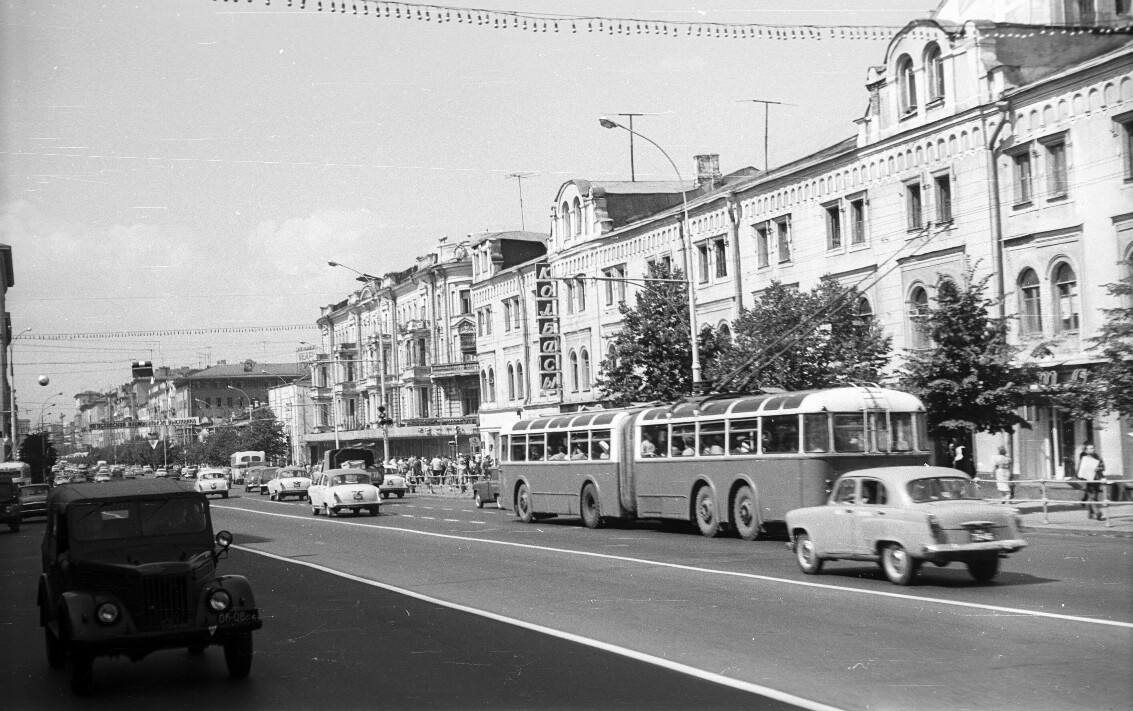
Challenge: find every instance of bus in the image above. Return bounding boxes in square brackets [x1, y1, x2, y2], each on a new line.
[497, 385, 930, 539]
[229, 451, 266, 482]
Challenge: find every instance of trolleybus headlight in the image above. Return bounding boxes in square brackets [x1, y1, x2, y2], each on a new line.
[208, 589, 232, 612]
[96, 601, 120, 625]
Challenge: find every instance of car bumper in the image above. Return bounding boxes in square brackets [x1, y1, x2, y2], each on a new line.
[380, 488, 407, 496]
[20, 505, 47, 518]
[332, 502, 377, 511]
[920, 539, 1028, 559]
[66, 615, 262, 658]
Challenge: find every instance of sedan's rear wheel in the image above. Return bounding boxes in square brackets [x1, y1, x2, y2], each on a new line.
[516, 483, 534, 523]
[580, 483, 603, 529]
[269, 491, 277, 501]
[794, 533, 824, 575]
[881, 543, 920, 585]
[324, 504, 335, 517]
[966, 557, 1000, 583]
[474, 491, 484, 508]
[694, 487, 721, 538]
[731, 485, 759, 541]
[223, 631, 253, 678]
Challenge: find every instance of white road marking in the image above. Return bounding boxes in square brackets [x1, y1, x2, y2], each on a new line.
[233, 543, 848, 711]
[214, 504, 1133, 630]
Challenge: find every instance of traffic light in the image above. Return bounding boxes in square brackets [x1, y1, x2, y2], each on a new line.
[131, 360, 154, 379]
[377, 405, 393, 426]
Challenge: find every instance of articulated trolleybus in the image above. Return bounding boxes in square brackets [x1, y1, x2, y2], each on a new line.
[498, 386, 930, 539]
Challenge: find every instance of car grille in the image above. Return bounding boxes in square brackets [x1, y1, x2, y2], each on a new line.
[134, 573, 193, 630]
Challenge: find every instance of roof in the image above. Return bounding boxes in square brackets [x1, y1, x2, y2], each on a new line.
[469, 230, 550, 248]
[48, 478, 201, 507]
[183, 362, 306, 380]
[841, 466, 961, 483]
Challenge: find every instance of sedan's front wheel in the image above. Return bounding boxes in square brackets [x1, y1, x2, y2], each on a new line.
[474, 491, 484, 508]
[881, 543, 920, 585]
[794, 533, 823, 575]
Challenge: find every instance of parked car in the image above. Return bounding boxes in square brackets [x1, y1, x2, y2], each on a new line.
[19, 484, 50, 519]
[243, 467, 272, 494]
[93, 471, 112, 483]
[0, 478, 21, 532]
[36, 479, 262, 695]
[308, 468, 380, 517]
[472, 470, 504, 509]
[378, 470, 408, 499]
[194, 469, 230, 499]
[266, 466, 311, 501]
[786, 466, 1028, 585]
[153, 468, 168, 478]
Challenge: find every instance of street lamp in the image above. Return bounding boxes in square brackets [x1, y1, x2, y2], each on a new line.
[38, 392, 64, 431]
[226, 385, 253, 422]
[328, 260, 390, 462]
[599, 117, 702, 389]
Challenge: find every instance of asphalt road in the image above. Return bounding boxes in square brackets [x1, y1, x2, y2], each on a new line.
[4, 491, 1131, 711]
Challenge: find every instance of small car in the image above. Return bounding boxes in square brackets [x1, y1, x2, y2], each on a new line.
[19, 483, 50, 519]
[266, 466, 311, 502]
[242, 467, 272, 494]
[37, 479, 261, 695]
[472, 470, 504, 509]
[153, 468, 168, 478]
[93, 471, 112, 483]
[378, 471, 408, 499]
[308, 468, 380, 517]
[193, 469, 230, 499]
[786, 466, 1028, 585]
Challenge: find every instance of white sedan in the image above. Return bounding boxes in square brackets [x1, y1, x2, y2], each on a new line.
[309, 468, 380, 517]
[194, 469, 231, 499]
[266, 466, 312, 501]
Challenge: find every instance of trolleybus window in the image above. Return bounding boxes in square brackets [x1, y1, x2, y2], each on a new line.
[700, 421, 726, 456]
[547, 432, 568, 460]
[591, 430, 611, 459]
[803, 413, 830, 452]
[890, 413, 915, 451]
[763, 414, 799, 453]
[508, 436, 526, 462]
[640, 423, 667, 457]
[672, 424, 696, 456]
[833, 413, 866, 452]
[729, 419, 758, 454]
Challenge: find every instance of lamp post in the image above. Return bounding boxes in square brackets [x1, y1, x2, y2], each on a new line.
[328, 261, 390, 462]
[599, 117, 702, 389]
[226, 385, 253, 422]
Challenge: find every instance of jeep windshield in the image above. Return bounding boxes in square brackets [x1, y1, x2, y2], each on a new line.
[69, 498, 211, 545]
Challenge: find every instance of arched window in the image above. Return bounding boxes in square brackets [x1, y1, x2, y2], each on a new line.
[897, 55, 917, 114]
[1018, 269, 1042, 335]
[1053, 263, 1080, 332]
[516, 362, 525, 398]
[908, 286, 931, 349]
[607, 342, 618, 370]
[572, 197, 583, 236]
[856, 296, 873, 319]
[561, 201, 572, 239]
[580, 348, 591, 390]
[924, 43, 944, 101]
[569, 350, 579, 392]
[717, 322, 732, 342]
[487, 367, 496, 401]
[507, 363, 516, 400]
[480, 369, 488, 400]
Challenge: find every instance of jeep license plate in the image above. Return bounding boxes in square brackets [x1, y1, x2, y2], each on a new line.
[970, 528, 994, 542]
[218, 610, 259, 625]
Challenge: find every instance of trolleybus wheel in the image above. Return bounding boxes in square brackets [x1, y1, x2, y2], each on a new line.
[731, 485, 759, 541]
[580, 483, 603, 529]
[516, 483, 535, 523]
[694, 486, 721, 538]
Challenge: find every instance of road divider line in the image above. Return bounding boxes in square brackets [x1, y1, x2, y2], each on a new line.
[214, 504, 1133, 630]
[233, 543, 847, 711]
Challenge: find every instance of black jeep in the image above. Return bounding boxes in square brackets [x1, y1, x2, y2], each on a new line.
[37, 479, 262, 695]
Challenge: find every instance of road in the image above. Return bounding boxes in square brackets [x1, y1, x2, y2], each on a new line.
[4, 490, 1131, 710]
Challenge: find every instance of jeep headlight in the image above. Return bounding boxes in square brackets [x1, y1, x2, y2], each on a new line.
[208, 589, 232, 612]
[96, 601, 120, 625]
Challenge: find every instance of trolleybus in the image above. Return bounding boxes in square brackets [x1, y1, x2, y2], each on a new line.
[497, 385, 930, 538]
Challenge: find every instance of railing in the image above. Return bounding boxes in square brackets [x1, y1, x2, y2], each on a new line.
[977, 476, 1133, 528]
[401, 415, 479, 427]
[400, 365, 431, 380]
[431, 361, 478, 377]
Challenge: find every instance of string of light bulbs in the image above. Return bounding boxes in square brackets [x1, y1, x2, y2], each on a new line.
[23, 324, 318, 341]
[214, 0, 1133, 41]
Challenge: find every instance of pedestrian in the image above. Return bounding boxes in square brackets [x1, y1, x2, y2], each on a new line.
[992, 445, 1013, 503]
[1077, 443, 1106, 520]
[430, 454, 443, 489]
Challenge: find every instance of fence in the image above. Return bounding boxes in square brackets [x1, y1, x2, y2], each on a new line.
[978, 476, 1133, 528]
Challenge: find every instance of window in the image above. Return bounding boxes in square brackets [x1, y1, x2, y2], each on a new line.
[906, 182, 923, 229]
[825, 203, 842, 250]
[925, 44, 944, 102]
[483, 305, 492, 335]
[1076, 0, 1097, 24]
[897, 55, 917, 114]
[1054, 262, 1080, 332]
[713, 237, 727, 278]
[603, 265, 626, 305]
[569, 350, 579, 392]
[572, 198, 583, 236]
[516, 362, 525, 398]
[856, 296, 873, 320]
[1120, 116, 1133, 180]
[1012, 150, 1033, 204]
[776, 218, 791, 263]
[1019, 269, 1042, 336]
[561, 202, 571, 239]
[565, 280, 576, 314]
[459, 289, 471, 315]
[503, 298, 514, 331]
[908, 286, 931, 349]
[580, 349, 591, 390]
[697, 243, 710, 283]
[849, 197, 866, 245]
[1043, 136, 1068, 199]
[934, 173, 952, 223]
[507, 364, 515, 400]
[575, 278, 586, 312]
[755, 224, 770, 268]
[487, 368, 496, 401]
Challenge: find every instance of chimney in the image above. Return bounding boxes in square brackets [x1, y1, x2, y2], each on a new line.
[695, 154, 722, 189]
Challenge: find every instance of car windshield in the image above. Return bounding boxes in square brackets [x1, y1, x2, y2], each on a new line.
[330, 473, 371, 486]
[907, 476, 981, 503]
[70, 498, 209, 540]
[201, 472, 225, 480]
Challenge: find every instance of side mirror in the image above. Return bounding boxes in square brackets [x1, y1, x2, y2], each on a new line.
[215, 530, 233, 549]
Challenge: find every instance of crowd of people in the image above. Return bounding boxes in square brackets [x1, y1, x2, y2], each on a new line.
[383, 452, 493, 494]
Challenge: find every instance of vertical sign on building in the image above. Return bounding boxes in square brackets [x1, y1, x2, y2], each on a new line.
[535, 261, 562, 394]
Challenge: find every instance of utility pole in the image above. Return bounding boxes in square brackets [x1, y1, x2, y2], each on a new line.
[738, 99, 796, 172]
[505, 172, 535, 230]
[612, 112, 658, 181]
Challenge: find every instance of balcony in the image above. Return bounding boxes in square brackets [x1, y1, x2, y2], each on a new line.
[400, 365, 431, 382]
[431, 361, 479, 379]
[333, 381, 358, 396]
[335, 342, 358, 353]
[401, 415, 479, 428]
[398, 319, 429, 335]
[309, 385, 332, 402]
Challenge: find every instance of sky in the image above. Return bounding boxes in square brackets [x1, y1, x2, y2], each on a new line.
[1, 0, 929, 422]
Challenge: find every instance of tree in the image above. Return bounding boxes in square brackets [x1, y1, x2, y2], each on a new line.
[18, 431, 58, 483]
[193, 410, 288, 466]
[1092, 263, 1133, 417]
[898, 272, 1035, 440]
[706, 276, 892, 392]
[596, 262, 717, 405]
